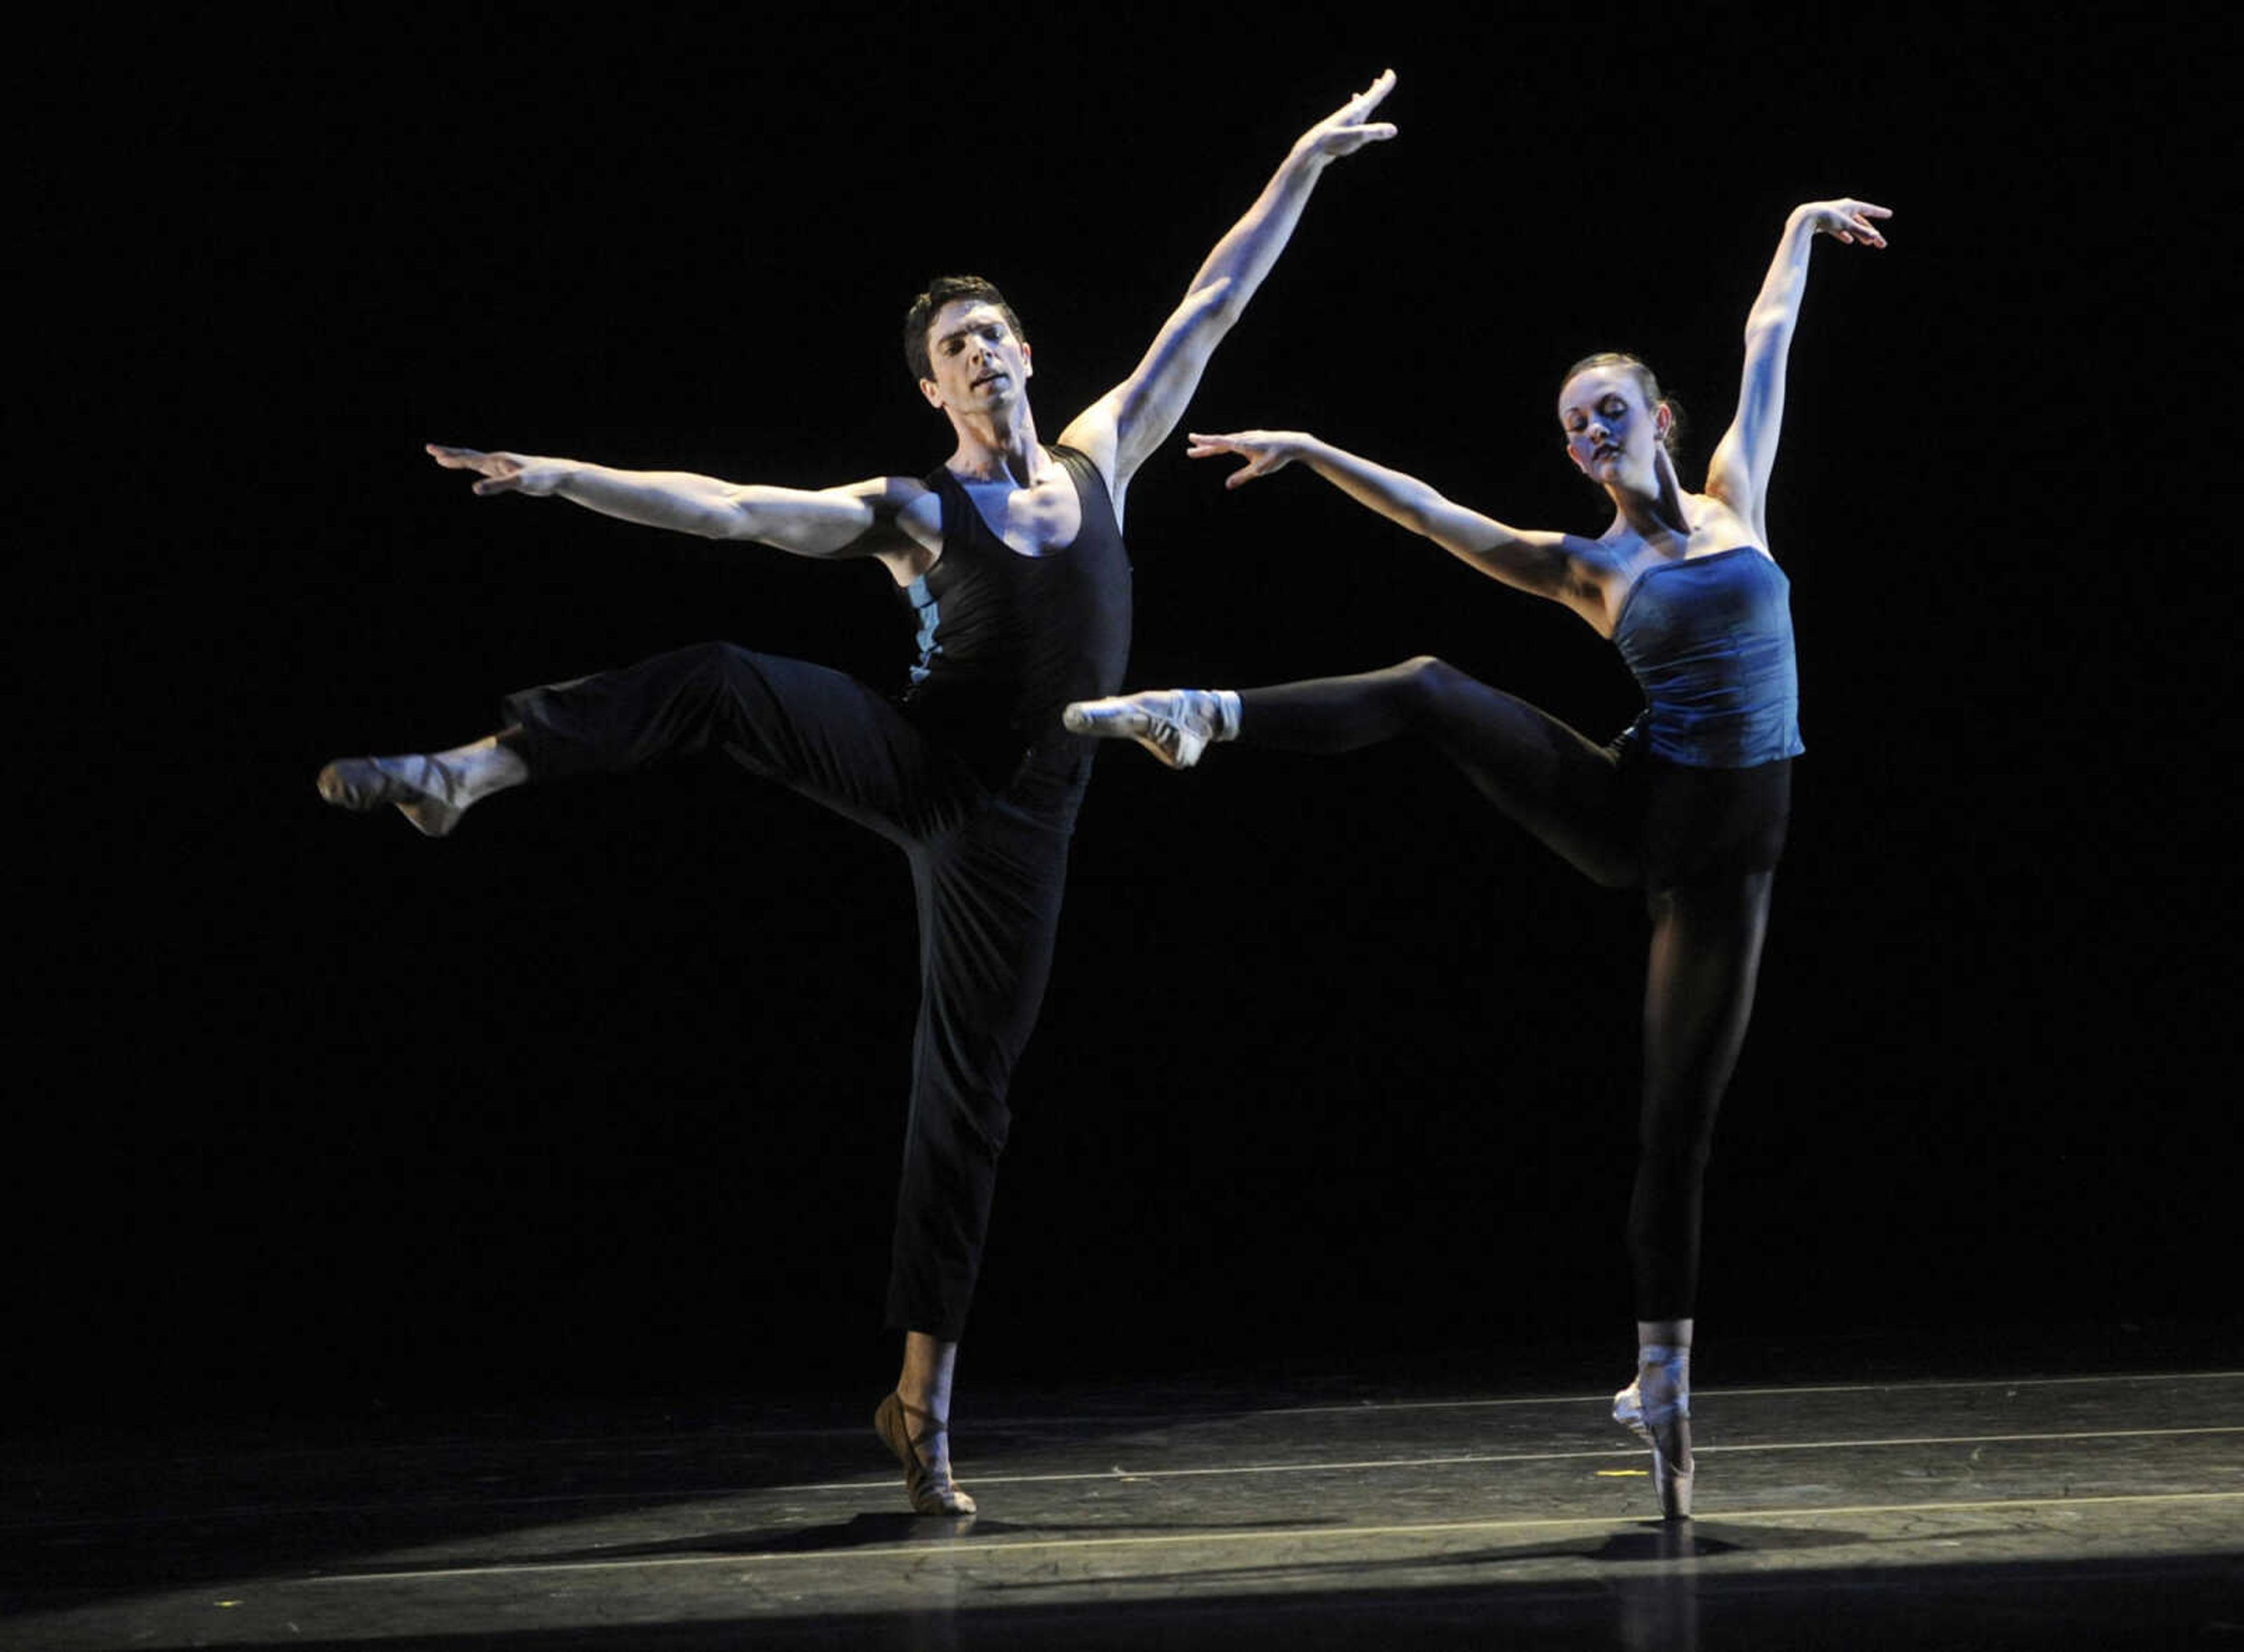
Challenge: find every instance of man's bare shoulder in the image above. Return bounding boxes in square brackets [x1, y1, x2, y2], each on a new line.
[823, 473, 938, 509]
[823, 473, 943, 535]
[836, 473, 943, 579]
[1054, 396, 1124, 494]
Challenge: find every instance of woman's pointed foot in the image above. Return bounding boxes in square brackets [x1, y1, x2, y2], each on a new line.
[1062, 689, 1238, 770]
[874, 1391, 976, 1516]
[316, 754, 468, 838]
[1613, 1347, 1694, 1519]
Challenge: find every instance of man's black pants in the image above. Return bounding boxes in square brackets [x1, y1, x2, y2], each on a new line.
[505, 641, 1088, 1341]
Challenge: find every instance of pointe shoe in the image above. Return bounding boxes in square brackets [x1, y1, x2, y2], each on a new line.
[1061, 690, 1232, 770]
[316, 754, 466, 839]
[1613, 1355, 1694, 1519]
[873, 1391, 977, 1516]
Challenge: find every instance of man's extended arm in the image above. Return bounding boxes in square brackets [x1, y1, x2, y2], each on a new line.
[1058, 71, 1398, 496]
[425, 445, 932, 564]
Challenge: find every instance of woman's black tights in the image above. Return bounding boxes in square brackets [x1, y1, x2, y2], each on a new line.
[1238, 656, 1775, 1319]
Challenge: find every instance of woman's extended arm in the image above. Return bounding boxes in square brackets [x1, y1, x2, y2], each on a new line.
[1703, 199, 1892, 539]
[1186, 430, 1599, 610]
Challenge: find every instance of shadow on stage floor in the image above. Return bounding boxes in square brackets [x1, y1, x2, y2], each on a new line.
[6, 1341, 2239, 1650]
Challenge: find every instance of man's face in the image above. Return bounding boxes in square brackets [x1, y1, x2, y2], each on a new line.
[919, 300, 1033, 417]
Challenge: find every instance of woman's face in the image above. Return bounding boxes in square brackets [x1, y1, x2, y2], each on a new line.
[1559, 366, 1666, 491]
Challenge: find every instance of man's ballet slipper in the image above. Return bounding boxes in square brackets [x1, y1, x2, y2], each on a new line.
[873, 1391, 977, 1516]
[316, 754, 466, 839]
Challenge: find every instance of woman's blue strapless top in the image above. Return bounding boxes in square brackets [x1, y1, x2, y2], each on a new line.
[1611, 547, 1805, 768]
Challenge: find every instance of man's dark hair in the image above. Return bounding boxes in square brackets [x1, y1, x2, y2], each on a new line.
[904, 276, 1028, 385]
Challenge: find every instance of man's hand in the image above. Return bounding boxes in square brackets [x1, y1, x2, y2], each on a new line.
[426, 444, 569, 497]
[1290, 69, 1398, 167]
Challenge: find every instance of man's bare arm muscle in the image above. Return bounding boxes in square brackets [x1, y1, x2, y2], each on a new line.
[1057, 71, 1398, 509]
[425, 445, 940, 578]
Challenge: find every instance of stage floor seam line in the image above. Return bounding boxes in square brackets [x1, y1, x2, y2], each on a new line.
[1265, 1371, 2244, 1415]
[289, 1490, 2244, 1587]
[9, 1424, 2235, 1533]
[806, 1424, 2244, 1492]
[13, 1373, 2235, 1468]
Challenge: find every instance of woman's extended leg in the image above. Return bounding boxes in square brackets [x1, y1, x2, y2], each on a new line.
[1619, 867, 1776, 1516]
[1069, 657, 1640, 886]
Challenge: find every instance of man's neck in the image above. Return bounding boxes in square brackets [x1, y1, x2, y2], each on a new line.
[946, 405, 1045, 486]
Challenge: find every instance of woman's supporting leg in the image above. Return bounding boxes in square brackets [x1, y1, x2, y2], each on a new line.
[1631, 870, 1774, 1318]
[1614, 1323, 1696, 1521]
[1619, 867, 1776, 1516]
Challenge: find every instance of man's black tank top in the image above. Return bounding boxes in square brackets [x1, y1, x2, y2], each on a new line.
[898, 444, 1133, 784]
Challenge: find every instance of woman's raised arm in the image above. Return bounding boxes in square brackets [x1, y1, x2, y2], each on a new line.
[1703, 199, 1892, 541]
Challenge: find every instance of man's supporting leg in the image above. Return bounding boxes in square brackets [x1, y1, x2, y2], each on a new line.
[331, 641, 1025, 1509]
[877, 758, 1085, 1509]
[875, 1333, 971, 1515]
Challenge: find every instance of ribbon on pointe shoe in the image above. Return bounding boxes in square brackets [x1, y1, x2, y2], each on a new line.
[1613, 1348, 1694, 1520]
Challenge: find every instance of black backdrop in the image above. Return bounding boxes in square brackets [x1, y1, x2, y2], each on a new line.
[18, 5, 2228, 1421]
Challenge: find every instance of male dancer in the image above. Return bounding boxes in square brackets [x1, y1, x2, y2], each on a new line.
[317, 72, 1397, 1514]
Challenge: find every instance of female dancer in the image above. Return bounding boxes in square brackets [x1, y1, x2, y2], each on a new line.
[1065, 198, 1890, 1518]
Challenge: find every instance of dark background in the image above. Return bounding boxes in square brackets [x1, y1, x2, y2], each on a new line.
[17, 5, 2228, 1424]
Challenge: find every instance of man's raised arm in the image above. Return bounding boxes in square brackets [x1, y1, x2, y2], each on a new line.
[425, 445, 932, 565]
[1060, 71, 1397, 496]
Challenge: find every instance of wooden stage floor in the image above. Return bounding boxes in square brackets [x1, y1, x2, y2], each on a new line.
[8, 1362, 2239, 1648]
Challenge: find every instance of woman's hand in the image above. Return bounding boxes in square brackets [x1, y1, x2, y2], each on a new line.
[1795, 199, 1892, 247]
[1185, 430, 1311, 489]
[1290, 70, 1398, 166]
[425, 444, 569, 497]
